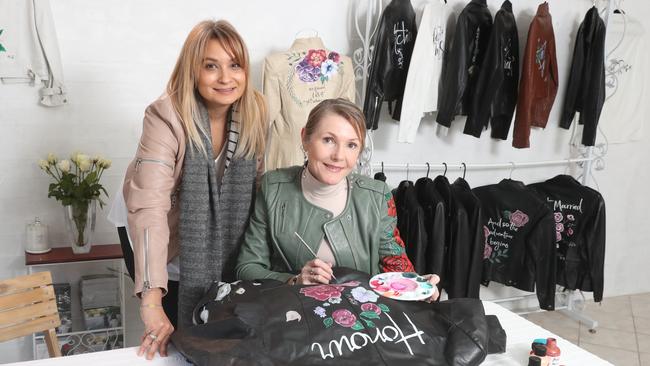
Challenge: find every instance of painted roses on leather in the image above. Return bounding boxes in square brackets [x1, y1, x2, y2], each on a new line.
[295, 49, 341, 83]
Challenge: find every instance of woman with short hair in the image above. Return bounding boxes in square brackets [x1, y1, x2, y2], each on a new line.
[236, 98, 440, 291]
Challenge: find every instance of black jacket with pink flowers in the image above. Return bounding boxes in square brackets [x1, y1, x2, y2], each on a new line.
[528, 175, 606, 302]
[472, 179, 556, 310]
[171, 268, 505, 366]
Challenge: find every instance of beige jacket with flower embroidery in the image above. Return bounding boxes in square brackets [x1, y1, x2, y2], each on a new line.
[263, 37, 355, 171]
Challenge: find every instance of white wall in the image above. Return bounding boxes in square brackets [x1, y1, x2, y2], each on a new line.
[0, 0, 647, 363]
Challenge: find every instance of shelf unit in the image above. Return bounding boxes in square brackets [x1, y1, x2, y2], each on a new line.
[25, 244, 126, 359]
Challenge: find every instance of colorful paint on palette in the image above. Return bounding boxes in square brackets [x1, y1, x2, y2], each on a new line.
[368, 272, 435, 301]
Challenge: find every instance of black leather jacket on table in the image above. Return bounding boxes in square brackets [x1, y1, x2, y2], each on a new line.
[472, 179, 557, 310]
[436, 0, 492, 128]
[464, 0, 519, 139]
[528, 175, 606, 302]
[172, 268, 506, 366]
[363, 0, 417, 130]
[559, 6, 606, 146]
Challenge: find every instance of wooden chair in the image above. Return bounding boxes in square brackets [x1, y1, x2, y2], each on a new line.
[0, 271, 62, 357]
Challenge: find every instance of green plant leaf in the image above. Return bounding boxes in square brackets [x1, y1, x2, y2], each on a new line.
[360, 311, 380, 319]
[362, 319, 375, 328]
[351, 321, 364, 331]
[323, 317, 333, 328]
[378, 303, 390, 312]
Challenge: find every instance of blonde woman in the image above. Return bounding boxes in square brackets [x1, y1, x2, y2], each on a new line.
[121, 20, 266, 359]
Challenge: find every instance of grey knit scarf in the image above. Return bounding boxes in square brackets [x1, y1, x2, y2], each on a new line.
[178, 100, 257, 329]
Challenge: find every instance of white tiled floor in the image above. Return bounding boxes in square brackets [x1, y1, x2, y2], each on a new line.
[522, 293, 650, 366]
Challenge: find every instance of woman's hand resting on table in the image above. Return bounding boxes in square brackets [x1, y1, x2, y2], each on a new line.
[137, 288, 174, 360]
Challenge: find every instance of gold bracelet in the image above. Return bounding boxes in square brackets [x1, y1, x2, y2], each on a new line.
[140, 303, 163, 309]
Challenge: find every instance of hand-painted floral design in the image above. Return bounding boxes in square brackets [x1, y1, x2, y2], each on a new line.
[567, 214, 575, 221]
[328, 297, 341, 304]
[307, 49, 327, 67]
[556, 231, 562, 242]
[567, 228, 574, 236]
[386, 194, 397, 217]
[556, 223, 564, 232]
[299, 281, 360, 301]
[314, 306, 327, 318]
[483, 242, 493, 260]
[361, 303, 382, 315]
[510, 210, 529, 227]
[300, 285, 344, 301]
[0, 29, 5, 53]
[554, 212, 563, 223]
[332, 309, 357, 328]
[295, 48, 341, 83]
[351, 287, 379, 303]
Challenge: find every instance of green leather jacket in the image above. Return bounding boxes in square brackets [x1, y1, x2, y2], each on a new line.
[236, 166, 410, 282]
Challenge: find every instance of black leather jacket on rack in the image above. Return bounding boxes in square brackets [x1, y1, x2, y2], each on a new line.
[172, 268, 506, 366]
[436, 0, 492, 128]
[528, 175, 606, 302]
[448, 178, 483, 299]
[464, 0, 519, 139]
[559, 6, 607, 146]
[393, 180, 428, 274]
[472, 179, 556, 310]
[363, 0, 417, 130]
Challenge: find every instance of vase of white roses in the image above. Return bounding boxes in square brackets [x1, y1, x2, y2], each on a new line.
[39, 153, 111, 254]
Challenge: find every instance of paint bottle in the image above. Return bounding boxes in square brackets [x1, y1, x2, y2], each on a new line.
[528, 356, 542, 366]
[546, 338, 561, 366]
[531, 344, 549, 366]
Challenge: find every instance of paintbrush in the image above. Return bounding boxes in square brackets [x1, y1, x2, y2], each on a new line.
[294, 231, 338, 280]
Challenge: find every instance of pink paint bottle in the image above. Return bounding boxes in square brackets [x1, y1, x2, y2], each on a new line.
[546, 338, 561, 366]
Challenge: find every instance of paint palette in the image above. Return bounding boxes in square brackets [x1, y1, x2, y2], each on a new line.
[369, 272, 436, 301]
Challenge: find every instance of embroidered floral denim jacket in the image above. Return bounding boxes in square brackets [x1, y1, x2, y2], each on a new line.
[236, 166, 414, 283]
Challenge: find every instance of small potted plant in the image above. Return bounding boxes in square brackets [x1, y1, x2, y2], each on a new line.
[38, 153, 111, 254]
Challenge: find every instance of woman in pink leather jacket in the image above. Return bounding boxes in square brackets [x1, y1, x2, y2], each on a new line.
[120, 20, 266, 359]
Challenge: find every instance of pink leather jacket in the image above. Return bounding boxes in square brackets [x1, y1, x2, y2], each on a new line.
[123, 95, 185, 296]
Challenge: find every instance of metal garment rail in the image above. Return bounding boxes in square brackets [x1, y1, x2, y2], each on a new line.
[370, 157, 595, 174]
[370, 157, 600, 331]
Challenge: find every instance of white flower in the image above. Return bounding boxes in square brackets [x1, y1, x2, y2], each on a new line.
[38, 159, 49, 170]
[57, 159, 71, 173]
[92, 155, 102, 163]
[78, 158, 92, 172]
[320, 59, 339, 79]
[70, 152, 81, 164]
[99, 158, 112, 169]
[46, 153, 57, 164]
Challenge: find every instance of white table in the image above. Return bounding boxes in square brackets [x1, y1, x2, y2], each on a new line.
[6, 301, 612, 365]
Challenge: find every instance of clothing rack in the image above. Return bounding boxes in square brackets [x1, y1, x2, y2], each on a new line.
[354, 0, 615, 332]
[371, 157, 600, 331]
[370, 157, 594, 175]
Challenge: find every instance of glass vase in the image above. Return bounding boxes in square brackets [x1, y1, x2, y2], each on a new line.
[63, 200, 96, 254]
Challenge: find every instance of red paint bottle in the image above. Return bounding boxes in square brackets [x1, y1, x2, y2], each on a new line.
[546, 338, 561, 366]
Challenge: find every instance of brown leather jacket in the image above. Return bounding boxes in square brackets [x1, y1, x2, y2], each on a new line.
[123, 95, 186, 296]
[512, 2, 559, 149]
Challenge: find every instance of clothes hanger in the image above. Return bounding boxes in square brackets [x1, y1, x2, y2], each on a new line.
[461, 162, 467, 180]
[442, 162, 447, 177]
[406, 163, 410, 182]
[373, 161, 387, 182]
[294, 28, 319, 39]
[425, 162, 431, 178]
[613, 0, 625, 14]
[508, 162, 515, 179]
